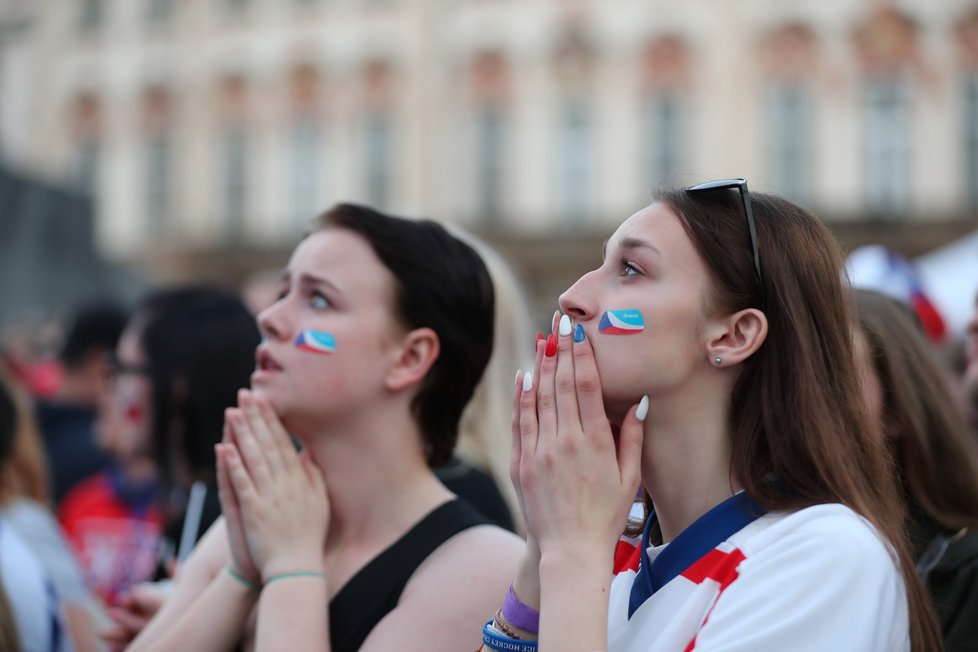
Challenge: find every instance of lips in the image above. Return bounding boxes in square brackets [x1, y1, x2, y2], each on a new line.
[256, 348, 283, 372]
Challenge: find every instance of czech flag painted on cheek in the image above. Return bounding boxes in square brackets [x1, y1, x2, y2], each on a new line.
[294, 330, 336, 354]
[599, 309, 645, 335]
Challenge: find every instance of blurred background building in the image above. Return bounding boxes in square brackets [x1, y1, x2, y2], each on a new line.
[1, 0, 976, 336]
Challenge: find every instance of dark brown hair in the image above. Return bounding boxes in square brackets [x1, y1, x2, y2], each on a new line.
[313, 204, 495, 468]
[855, 288, 978, 532]
[657, 188, 942, 651]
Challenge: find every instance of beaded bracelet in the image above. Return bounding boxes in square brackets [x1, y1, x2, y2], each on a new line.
[482, 620, 538, 652]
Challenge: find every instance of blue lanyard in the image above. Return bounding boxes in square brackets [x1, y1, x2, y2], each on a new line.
[628, 492, 766, 618]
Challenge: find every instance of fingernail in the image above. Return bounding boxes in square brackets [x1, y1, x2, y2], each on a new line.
[545, 333, 557, 357]
[515, 368, 522, 388]
[536, 332, 544, 347]
[522, 371, 533, 392]
[551, 309, 560, 333]
[573, 323, 585, 343]
[636, 395, 649, 422]
[558, 314, 571, 337]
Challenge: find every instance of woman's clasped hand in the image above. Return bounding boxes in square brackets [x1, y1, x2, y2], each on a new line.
[216, 388, 329, 586]
[513, 314, 646, 561]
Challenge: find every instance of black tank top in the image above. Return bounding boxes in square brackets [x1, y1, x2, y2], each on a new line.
[328, 499, 490, 651]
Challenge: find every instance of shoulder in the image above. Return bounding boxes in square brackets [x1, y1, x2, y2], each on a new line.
[407, 524, 524, 593]
[361, 524, 524, 652]
[740, 503, 897, 570]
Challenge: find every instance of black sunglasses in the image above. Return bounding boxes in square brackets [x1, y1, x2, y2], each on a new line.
[105, 353, 152, 377]
[687, 178, 763, 305]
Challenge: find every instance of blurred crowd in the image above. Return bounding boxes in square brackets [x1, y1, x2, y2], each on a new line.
[0, 224, 976, 651]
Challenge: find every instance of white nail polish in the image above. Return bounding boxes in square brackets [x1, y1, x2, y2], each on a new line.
[636, 395, 649, 422]
[515, 369, 522, 387]
[558, 314, 572, 337]
[551, 309, 560, 333]
[523, 371, 533, 393]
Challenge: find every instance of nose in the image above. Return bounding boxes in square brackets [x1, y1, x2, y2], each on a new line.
[559, 269, 600, 322]
[257, 296, 292, 342]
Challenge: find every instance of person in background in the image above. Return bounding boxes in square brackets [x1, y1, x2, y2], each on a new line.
[853, 288, 978, 650]
[440, 229, 534, 533]
[60, 286, 261, 608]
[35, 301, 127, 507]
[0, 372, 73, 652]
[964, 291, 978, 441]
[1, 360, 106, 651]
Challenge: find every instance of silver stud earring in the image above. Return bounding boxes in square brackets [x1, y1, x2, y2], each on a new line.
[714, 356, 722, 366]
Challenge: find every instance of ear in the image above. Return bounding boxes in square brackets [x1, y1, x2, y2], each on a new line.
[705, 308, 768, 368]
[385, 327, 441, 392]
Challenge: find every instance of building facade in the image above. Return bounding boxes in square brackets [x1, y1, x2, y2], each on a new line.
[2, 0, 976, 322]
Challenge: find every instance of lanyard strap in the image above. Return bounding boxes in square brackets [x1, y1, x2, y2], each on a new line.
[628, 492, 766, 618]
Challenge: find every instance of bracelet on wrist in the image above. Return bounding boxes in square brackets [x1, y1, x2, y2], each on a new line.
[482, 620, 538, 652]
[263, 570, 326, 586]
[225, 566, 260, 592]
[502, 585, 540, 634]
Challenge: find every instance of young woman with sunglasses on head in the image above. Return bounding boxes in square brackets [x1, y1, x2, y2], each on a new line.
[480, 181, 941, 652]
[127, 204, 524, 652]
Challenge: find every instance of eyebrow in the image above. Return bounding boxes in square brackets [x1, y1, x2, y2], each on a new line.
[602, 237, 661, 261]
[281, 270, 344, 297]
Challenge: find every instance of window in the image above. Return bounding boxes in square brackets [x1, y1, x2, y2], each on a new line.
[146, 0, 174, 24]
[222, 127, 248, 234]
[475, 105, 505, 222]
[863, 77, 910, 216]
[75, 140, 100, 195]
[79, 0, 104, 33]
[145, 134, 170, 235]
[644, 92, 683, 192]
[765, 83, 812, 203]
[965, 72, 978, 209]
[363, 113, 391, 208]
[290, 117, 322, 228]
[557, 99, 593, 223]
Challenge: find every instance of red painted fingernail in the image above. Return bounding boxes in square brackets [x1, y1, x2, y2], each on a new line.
[536, 332, 544, 346]
[545, 333, 557, 357]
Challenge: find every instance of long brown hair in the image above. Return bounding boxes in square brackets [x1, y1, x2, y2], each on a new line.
[855, 288, 978, 532]
[658, 189, 942, 651]
[0, 371, 50, 507]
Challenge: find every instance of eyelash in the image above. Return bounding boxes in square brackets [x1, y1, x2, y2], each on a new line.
[619, 257, 641, 278]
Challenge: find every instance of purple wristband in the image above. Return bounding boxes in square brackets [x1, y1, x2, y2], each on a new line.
[502, 586, 540, 634]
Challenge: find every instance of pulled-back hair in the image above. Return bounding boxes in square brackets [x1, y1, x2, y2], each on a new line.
[855, 288, 978, 533]
[656, 188, 941, 651]
[313, 204, 495, 468]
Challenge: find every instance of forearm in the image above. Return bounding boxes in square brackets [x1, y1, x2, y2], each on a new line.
[128, 570, 257, 652]
[255, 575, 329, 652]
[537, 547, 612, 652]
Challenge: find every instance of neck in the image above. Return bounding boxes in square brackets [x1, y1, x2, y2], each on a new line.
[641, 381, 741, 543]
[297, 406, 454, 549]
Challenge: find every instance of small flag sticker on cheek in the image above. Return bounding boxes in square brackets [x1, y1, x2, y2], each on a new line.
[598, 309, 645, 335]
[294, 330, 336, 354]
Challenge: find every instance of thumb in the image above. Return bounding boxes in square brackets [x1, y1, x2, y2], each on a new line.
[617, 395, 648, 495]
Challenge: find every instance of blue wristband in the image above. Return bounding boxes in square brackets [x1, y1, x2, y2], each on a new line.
[482, 620, 538, 652]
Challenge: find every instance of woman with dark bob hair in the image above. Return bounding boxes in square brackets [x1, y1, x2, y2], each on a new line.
[479, 181, 941, 651]
[853, 288, 978, 651]
[128, 204, 523, 651]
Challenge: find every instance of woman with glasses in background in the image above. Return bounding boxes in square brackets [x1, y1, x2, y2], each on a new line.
[479, 181, 941, 651]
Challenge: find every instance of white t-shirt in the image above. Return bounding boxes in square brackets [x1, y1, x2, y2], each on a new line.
[608, 503, 909, 651]
[0, 519, 68, 652]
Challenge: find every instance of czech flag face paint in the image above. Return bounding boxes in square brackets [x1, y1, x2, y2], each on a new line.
[294, 329, 336, 354]
[598, 309, 645, 335]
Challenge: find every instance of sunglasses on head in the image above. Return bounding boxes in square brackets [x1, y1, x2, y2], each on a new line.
[687, 178, 764, 308]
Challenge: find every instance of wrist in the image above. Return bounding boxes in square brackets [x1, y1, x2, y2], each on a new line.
[260, 556, 324, 583]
